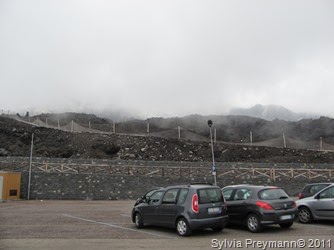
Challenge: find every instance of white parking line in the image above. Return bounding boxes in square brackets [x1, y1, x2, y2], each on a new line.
[62, 213, 175, 239]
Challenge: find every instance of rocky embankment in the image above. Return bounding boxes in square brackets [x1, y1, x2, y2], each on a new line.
[1, 116, 334, 163]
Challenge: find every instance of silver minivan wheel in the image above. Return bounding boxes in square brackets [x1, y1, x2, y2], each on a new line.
[176, 218, 191, 236]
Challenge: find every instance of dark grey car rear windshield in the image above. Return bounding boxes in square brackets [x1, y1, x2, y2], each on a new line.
[198, 188, 223, 204]
[258, 188, 289, 200]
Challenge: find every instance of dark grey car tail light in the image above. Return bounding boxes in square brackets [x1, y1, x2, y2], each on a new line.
[192, 194, 199, 213]
[255, 201, 274, 210]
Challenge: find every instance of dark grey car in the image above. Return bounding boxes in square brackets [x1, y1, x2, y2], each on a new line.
[222, 184, 298, 232]
[296, 183, 334, 223]
[131, 184, 229, 236]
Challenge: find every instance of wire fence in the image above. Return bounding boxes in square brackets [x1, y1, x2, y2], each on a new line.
[2, 112, 334, 151]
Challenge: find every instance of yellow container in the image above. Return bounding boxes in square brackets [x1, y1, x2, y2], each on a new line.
[0, 171, 21, 201]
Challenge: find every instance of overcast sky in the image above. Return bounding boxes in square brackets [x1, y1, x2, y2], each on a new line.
[1, 0, 334, 118]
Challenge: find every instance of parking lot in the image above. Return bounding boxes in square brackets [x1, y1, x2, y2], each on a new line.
[0, 200, 333, 250]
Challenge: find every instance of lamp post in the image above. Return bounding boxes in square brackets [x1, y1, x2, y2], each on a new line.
[27, 131, 34, 200]
[207, 120, 217, 186]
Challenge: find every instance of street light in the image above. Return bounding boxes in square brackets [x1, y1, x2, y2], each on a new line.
[27, 130, 34, 200]
[207, 120, 217, 186]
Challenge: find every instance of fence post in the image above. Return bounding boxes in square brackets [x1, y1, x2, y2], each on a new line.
[147, 122, 150, 136]
[178, 126, 181, 140]
[214, 128, 217, 144]
[271, 168, 275, 182]
[250, 131, 253, 145]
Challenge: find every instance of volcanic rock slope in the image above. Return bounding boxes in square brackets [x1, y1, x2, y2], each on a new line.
[1, 115, 334, 163]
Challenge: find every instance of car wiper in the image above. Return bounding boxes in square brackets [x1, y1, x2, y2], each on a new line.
[279, 196, 289, 199]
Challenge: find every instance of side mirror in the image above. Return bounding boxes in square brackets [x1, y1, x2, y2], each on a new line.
[314, 194, 320, 200]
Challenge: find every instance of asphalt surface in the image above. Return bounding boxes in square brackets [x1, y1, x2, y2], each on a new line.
[0, 200, 333, 250]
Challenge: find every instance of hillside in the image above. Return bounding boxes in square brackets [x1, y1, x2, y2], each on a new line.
[1, 115, 334, 163]
[11, 112, 334, 149]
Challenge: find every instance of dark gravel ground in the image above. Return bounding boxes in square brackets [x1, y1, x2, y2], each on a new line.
[1, 200, 333, 250]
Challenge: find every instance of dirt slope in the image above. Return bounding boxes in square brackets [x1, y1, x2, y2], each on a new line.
[2, 115, 334, 163]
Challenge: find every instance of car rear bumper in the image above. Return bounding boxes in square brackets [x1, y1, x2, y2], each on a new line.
[260, 209, 298, 225]
[188, 215, 229, 230]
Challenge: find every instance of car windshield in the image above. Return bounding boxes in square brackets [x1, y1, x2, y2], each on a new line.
[258, 188, 289, 200]
[198, 188, 223, 204]
[145, 189, 160, 198]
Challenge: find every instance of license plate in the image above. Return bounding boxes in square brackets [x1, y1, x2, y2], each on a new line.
[208, 207, 221, 214]
[280, 214, 292, 220]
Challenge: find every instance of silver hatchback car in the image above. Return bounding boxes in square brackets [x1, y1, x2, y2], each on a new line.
[296, 183, 334, 223]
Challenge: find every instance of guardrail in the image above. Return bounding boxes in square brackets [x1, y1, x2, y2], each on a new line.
[219, 167, 333, 181]
[1, 160, 333, 181]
